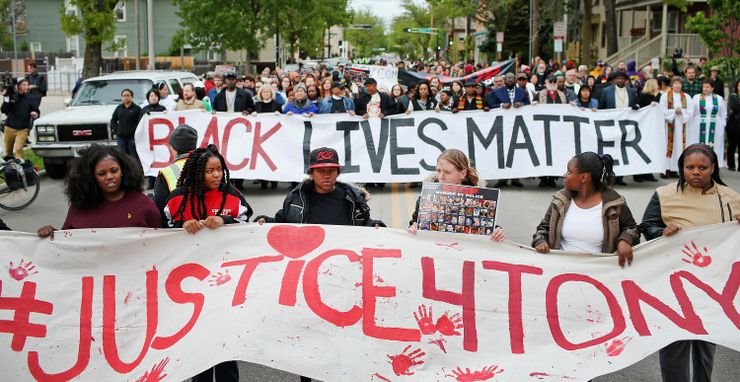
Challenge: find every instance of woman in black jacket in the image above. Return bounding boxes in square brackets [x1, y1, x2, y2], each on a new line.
[251, 85, 281, 115]
[251, 85, 280, 189]
[138, 88, 166, 121]
[390, 84, 412, 115]
[110, 88, 141, 158]
[637, 79, 661, 108]
[412, 81, 438, 111]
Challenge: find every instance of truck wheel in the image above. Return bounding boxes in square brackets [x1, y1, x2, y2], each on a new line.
[43, 158, 67, 179]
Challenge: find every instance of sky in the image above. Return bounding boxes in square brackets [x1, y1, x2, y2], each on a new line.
[349, 0, 411, 28]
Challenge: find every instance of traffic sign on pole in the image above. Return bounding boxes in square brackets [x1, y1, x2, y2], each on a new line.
[553, 22, 566, 39]
[496, 32, 504, 43]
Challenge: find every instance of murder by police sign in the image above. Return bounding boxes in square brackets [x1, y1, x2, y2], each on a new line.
[0, 223, 738, 381]
[134, 106, 667, 182]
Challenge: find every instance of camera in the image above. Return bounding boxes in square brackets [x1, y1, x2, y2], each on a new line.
[673, 48, 684, 59]
[1, 73, 17, 101]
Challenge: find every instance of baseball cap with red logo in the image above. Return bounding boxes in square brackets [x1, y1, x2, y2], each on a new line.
[309, 147, 341, 170]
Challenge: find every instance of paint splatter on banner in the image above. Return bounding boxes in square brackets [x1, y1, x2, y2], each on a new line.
[0, 223, 738, 381]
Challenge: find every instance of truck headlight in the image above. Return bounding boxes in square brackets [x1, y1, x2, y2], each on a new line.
[38, 136, 56, 142]
[36, 125, 55, 135]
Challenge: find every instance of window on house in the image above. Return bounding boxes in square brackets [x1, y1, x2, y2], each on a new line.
[30, 42, 42, 52]
[113, 35, 128, 57]
[64, 0, 79, 16]
[66, 36, 79, 55]
[115, 1, 126, 22]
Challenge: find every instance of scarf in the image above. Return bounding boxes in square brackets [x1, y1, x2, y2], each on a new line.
[699, 94, 719, 147]
[458, 95, 483, 110]
[666, 90, 687, 157]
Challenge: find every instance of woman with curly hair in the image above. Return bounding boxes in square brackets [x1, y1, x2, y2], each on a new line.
[164, 144, 252, 233]
[36, 145, 159, 237]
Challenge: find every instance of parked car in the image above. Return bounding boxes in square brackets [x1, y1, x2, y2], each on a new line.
[31, 70, 198, 178]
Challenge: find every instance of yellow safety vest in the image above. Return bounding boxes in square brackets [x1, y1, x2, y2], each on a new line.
[159, 157, 188, 192]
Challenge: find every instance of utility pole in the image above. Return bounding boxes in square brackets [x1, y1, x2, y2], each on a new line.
[275, 9, 281, 68]
[11, 0, 18, 74]
[135, 0, 140, 70]
[147, 0, 154, 69]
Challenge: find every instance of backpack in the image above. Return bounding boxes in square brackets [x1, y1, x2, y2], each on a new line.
[3, 159, 35, 190]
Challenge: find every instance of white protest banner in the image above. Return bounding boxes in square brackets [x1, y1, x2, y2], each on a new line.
[135, 106, 667, 182]
[350, 64, 399, 92]
[1, 223, 738, 381]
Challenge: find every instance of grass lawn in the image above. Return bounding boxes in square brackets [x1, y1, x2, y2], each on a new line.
[23, 148, 44, 171]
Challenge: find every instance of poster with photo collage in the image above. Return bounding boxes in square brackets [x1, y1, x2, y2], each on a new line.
[416, 182, 500, 236]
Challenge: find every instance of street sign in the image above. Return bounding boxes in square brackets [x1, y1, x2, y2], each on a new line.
[403, 27, 438, 35]
[497, 43, 502, 52]
[554, 39, 563, 53]
[496, 32, 504, 43]
[554, 22, 566, 38]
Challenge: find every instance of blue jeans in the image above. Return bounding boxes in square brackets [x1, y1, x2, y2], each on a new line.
[116, 137, 137, 158]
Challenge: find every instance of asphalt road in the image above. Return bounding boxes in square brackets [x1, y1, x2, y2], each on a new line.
[1, 96, 738, 381]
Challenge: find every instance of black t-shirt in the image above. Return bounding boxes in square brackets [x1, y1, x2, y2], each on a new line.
[330, 98, 346, 113]
[306, 187, 352, 225]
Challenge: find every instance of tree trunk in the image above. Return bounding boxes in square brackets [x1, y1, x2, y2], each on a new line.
[580, 0, 593, 65]
[531, 0, 540, 62]
[82, 41, 102, 80]
[245, 52, 252, 74]
[604, 0, 618, 56]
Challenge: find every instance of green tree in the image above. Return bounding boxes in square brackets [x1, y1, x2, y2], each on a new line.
[346, 9, 386, 59]
[686, 0, 740, 85]
[175, 0, 272, 73]
[477, 0, 530, 62]
[388, 15, 425, 59]
[0, 0, 13, 51]
[59, 0, 118, 79]
[275, 0, 351, 60]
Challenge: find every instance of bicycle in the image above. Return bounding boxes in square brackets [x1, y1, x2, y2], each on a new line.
[0, 157, 40, 211]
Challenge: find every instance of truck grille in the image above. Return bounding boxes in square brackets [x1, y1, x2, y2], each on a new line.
[56, 124, 109, 142]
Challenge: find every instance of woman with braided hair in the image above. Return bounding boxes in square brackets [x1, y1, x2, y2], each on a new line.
[164, 144, 252, 234]
[164, 144, 250, 382]
[532, 152, 640, 268]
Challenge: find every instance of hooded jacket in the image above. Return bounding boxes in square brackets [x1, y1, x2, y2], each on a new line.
[255, 179, 385, 227]
[532, 188, 640, 253]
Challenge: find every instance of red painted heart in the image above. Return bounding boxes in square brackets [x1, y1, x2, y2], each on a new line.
[267, 225, 326, 259]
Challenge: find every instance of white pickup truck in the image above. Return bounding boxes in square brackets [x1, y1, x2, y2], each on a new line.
[31, 71, 198, 178]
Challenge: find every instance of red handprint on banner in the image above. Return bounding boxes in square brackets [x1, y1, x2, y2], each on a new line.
[208, 270, 232, 286]
[387, 345, 425, 376]
[413, 304, 436, 335]
[8, 260, 38, 281]
[447, 365, 504, 381]
[605, 337, 632, 357]
[436, 312, 463, 336]
[134, 357, 169, 382]
[681, 241, 711, 268]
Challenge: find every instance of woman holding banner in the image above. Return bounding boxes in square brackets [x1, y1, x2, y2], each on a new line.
[283, 84, 318, 117]
[163, 144, 253, 382]
[531, 152, 640, 267]
[36, 145, 160, 237]
[408, 149, 507, 242]
[640, 143, 740, 382]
